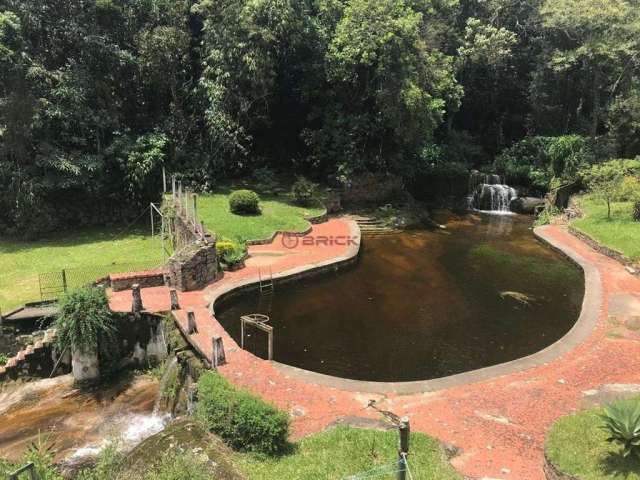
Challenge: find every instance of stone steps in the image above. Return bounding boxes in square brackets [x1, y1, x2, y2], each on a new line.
[352, 216, 400, 235]
[0, 328, 57, 382]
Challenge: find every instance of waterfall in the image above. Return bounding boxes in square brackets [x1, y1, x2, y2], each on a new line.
[467, 172, 517, 214]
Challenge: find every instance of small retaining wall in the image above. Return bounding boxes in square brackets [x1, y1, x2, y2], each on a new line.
[0, 329, 71, 382]
[569, 226, 639, 276]
[341, 173, 403, 206]
[110, 269, 166, 292]
[117, 312, 168, 367]
[166, 242, 219, 291]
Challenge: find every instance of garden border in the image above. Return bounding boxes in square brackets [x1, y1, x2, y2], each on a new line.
[568, 225, 639, 276]
[208, 224, 602, 395]
[245, 208, 328, 246]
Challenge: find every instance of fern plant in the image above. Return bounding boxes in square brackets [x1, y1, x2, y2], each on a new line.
[601, 400, 640, 459]
[54, 287, 117, 355]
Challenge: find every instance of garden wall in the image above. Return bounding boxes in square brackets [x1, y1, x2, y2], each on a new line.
[340, 173, 404, 206]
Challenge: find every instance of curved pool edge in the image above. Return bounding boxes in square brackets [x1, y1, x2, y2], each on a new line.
[207, 218, 362, 316]
[211, 223, 601, 395]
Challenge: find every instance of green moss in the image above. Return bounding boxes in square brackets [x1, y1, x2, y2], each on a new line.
[469, 244, 579, 284]
[547, 398, 640, 480]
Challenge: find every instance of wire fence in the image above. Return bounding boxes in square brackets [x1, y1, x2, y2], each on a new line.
[38, 261, 164, 301]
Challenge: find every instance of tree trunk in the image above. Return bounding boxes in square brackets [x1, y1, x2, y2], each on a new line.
[591, 70, 601, 139]
[607, 199, 611, 219]
[633, 201, 640, 222]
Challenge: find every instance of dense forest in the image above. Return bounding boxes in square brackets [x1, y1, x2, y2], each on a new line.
[1, 0, 639, 236]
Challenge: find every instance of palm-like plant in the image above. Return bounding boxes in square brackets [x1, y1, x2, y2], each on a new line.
[601, 400, 640, 459]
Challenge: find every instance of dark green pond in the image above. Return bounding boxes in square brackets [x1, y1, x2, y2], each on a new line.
[217, 212, 584, 382]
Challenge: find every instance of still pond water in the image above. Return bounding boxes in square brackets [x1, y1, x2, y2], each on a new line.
[218, 212, 584, 382]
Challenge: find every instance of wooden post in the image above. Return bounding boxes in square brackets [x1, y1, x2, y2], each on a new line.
[398, 416, 410, 480]
[172, 175, 176, 199]
[162, 167, 167, 193]
[187, 309, 197, 334]
[132, 284, 143, 313]
[150, 204, 154, 237]
[212, 336, 226, 368]
[169, 289, 180, 310]
[62, 268, 68, 293]
[192, 193, 198, 225]
[267, 326, 273, 360]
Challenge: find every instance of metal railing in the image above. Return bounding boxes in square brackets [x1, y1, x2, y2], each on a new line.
[38, 261, 164, 301]
[8, 462, 37, 480]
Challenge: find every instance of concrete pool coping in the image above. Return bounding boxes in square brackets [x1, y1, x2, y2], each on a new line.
[209, 222, 601, 395]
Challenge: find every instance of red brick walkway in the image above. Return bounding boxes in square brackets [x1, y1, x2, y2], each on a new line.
[109, 221, 640, 480]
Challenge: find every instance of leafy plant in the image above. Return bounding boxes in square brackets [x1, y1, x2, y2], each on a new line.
[291, 176, 317, 206]
[253, 167, 278, 193]
[217, 238, 247, 268]
[601, 400, 640, 459]
[229, 190, 260, 215]
[54, 287, 117, 355]
[196, 372, 290, 455]
[580, 159, 640, 219]
[0, 353, 7, 366]
[534, 205, 560, 227]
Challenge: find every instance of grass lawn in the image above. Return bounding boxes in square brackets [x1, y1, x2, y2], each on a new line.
[0, 188, 323, 312]
[572, 195, 640, 260]
[0, 228, 163, 313]
[197, 190, 324, 242]
[546, 398, 640, 480]
[235, 426, 462, 480]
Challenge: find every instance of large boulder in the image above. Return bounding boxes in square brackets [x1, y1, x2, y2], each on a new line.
[510, 196, 545, 214]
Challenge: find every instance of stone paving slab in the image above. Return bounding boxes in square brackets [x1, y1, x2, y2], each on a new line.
[108, 221, 640, 480]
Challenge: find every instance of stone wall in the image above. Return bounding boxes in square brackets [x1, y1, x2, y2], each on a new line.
[166, 241, 219, 291]
[340, 173, 404, 206]
[110, 270, 166, 292]
[117, 312, 168, 367]
[0, 329, 71, 382]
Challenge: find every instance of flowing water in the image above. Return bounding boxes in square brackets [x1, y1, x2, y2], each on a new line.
[218, 212, 584, 382]
[468, 172, 518, 213]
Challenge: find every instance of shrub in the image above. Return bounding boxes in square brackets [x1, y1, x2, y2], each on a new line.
[253, 167, 278, 193]
[534, 205, 561, 227]
[580, 159, 640, 219]
[0, 353, 7, 366]
[291, 176, 317, 206]
[229, 190, 260, 215]
[217, 239, 247, 268]
[601, 399, 640, 459]
[196, 372, 289, 455]
[54, 287, 117, 355]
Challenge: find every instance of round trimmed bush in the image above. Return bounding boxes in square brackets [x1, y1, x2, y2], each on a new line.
[229, 189, 260, 215]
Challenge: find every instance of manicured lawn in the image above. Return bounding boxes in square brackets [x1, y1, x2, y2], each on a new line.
[197, 190, 324, 242]
[546, 398, 640, 480]
[572, 195, 640, 260]
[0, 228, 163, 313]
[235, 426, 462, 480]
[0, 189, 322, 312]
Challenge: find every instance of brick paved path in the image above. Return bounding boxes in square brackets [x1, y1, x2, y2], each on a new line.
[109, 221, 640, 480]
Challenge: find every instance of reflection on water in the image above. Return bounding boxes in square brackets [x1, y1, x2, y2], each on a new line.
[218, 213, 584, 382]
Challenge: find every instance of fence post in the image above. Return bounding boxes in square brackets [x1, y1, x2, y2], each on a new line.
[187, 309, 197, 334]
[150, 203, 155, 237]
[172, 175, 176, 199]
[398, 417, 410, 480]
[169, 289, 180, 310]
[162, 167, 167, 193]
[192, 193, 198, 226]
[62, 269, 68, 293]
[132, 284, 143, 313]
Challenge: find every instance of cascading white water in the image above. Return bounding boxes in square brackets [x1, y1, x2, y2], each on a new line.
[467, 172, 517, 213]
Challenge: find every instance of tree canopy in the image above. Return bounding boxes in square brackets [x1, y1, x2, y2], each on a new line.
[1, 0, 639, 236]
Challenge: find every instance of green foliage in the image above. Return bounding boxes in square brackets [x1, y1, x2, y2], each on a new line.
[236, 425, 463, 480]
[253, 167, 278, 193]
[534, 205, 561, 227]
[547, 398, 640, 480]
[291, 176, 317, 206]
[54, 287, 117, 355]
[196, 372, 290, 455]
[548, 135, 590, 180]
[218, 239, 247, 268]
[0, 353, 7, 366]
[572, 195, 640, 260]
[229, 190, 261, 215]
[580, 159, 640, 218]
[601, 400, 640, 459]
